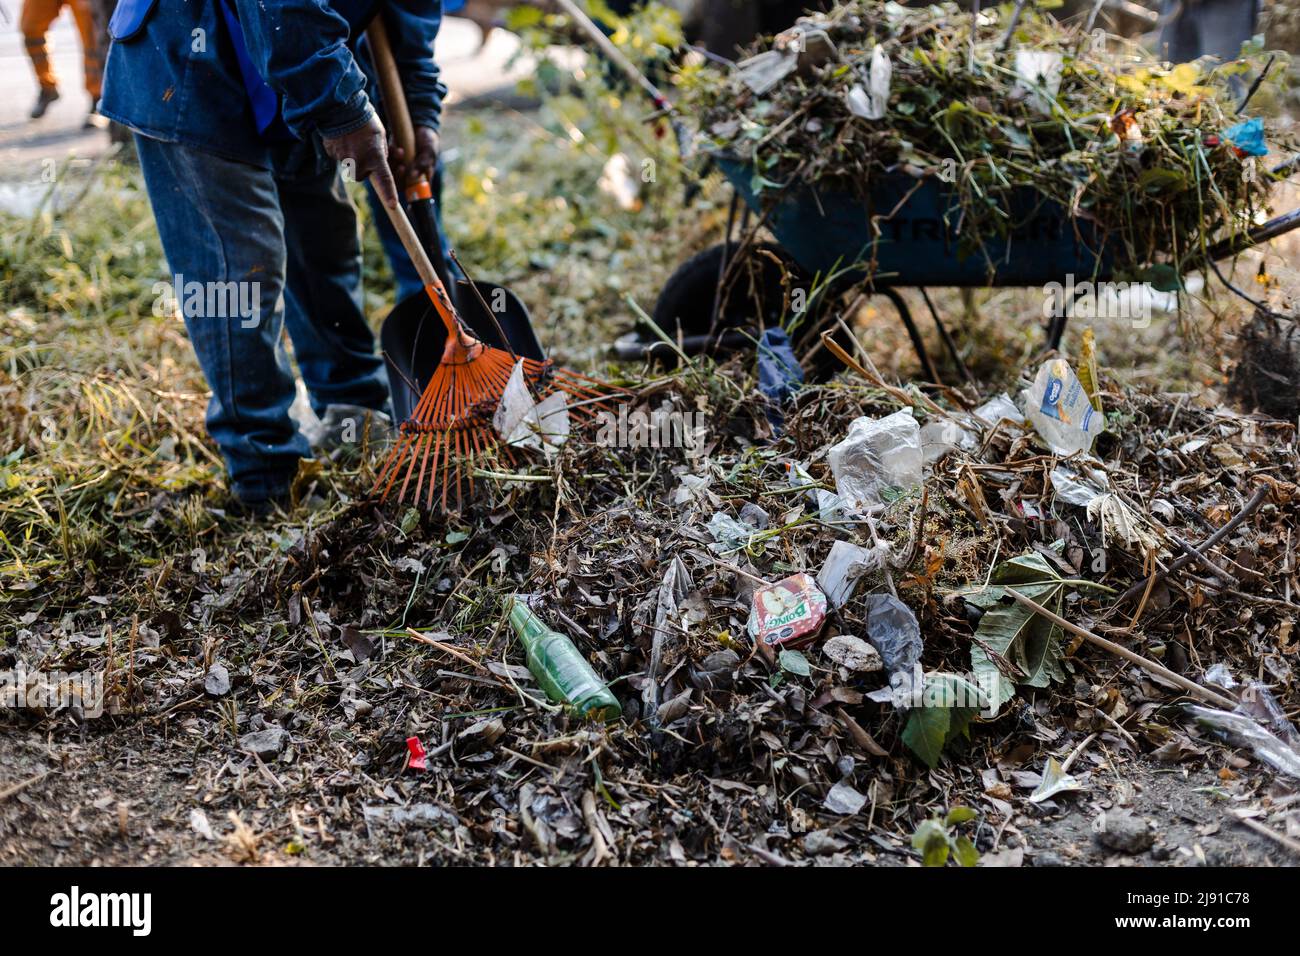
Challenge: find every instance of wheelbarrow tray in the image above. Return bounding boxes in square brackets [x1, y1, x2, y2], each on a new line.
[716, 156, 1113, 286]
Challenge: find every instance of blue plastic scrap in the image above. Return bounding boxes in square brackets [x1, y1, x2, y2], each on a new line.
[757, 328, 804, 401]
[757, 328, 805, 430]
[1224, 117, 1268, 157]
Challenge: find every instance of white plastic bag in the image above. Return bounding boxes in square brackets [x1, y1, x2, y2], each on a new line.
[1014, 49, 1063, 115]
[920, 418, 976, 464]
[972, 392, 1024, 429]
[817, 539, 888, 608]
[828, 408, 923, 511]
[492, 360, 570, 457]
[847, 44, 891, 120]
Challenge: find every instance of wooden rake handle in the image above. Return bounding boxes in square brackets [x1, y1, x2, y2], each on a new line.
[365, 18, 458, 333]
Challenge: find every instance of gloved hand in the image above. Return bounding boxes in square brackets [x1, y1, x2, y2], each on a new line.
[389, 125, 440, 188]
[323, 113, 399, 209]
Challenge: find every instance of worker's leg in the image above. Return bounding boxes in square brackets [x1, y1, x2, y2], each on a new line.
[1187, 0, 1259, 63]
[69, 0, 103, 101]
[134, 135, 307, 505]
[1158, 0, 1202, 62]
[274, 144, 389, 418]
[21, 0, 64, 116]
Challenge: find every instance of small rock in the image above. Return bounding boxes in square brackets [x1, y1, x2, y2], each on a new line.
[822, 635, 883, 673]
[1095, 810, 1155, 854]
[364, 803, 458, 830]
[239, 727, 286, 758]
[803, 829, 845, 856]
[203, 663, 231, 697]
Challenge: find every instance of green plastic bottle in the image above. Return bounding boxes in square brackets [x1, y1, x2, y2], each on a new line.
[508, 598, 622, 722]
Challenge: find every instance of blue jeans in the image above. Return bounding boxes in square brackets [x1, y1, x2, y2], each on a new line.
[1160, 0, 1259, 63]
[135, 134, 389, 502]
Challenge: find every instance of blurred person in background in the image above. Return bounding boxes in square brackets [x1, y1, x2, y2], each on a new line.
[1160, 0, 1261, 63]
[20, 0, 105, 122]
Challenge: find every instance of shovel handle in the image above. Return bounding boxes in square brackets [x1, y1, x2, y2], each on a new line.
[366, 19, 458, 334]
[367, 16, 419, 189]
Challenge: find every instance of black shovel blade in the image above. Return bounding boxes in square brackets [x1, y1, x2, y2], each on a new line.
[381, 279, 545, 425]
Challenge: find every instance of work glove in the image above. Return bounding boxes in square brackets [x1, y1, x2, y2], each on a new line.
[323, 113, 400, 210]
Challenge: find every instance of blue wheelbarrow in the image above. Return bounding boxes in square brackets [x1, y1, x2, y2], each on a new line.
[616, 153, 1300, 383]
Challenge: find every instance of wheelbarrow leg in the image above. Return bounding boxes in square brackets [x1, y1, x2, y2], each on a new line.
[709, 190, 739, 335]
[1046, 310, 1068, 351]
[1046, 284, 1086, 351]
[881, 287, 941, 385]
[920, 288, 974, 386]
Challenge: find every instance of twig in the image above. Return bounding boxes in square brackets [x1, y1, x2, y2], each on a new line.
[1093, 706, 1139, 748]
[1060, 732, 1098, 773]
[1005, 588, 1239, 709]
[999, 0, 1032, 51]
[0, 769, 51, 803]
[1232, 811, 1300, 858]
[1236, 55, 1276, 116]
[1126, 546, 1158, 629]
[1114, 484, 1270, 606]
[406, 627, 491, 674]
[1169, 532, 1240, 586]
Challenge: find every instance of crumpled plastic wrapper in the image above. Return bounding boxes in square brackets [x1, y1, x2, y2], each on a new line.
[828, 408, 923, 512]
[847, 44, 891, 120]
[972, 392, 1024, 428]
[1186, 704, 1300, 780]
[817, 539, 888, 608]
[1013, 49, 1063, 115]
[862, 593, 923, 702]
[1021, 359, 1103, 456]
[1050, 463, 1109, 507]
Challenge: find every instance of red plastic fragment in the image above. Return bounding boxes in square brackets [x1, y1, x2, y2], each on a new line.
[406, 735, 428, 771]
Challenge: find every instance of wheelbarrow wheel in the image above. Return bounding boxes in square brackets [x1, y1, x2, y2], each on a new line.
[645, 242, 851, 381]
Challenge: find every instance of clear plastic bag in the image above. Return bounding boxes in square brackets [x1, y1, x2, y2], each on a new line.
[828, 409, 923, 511]
[1021, 359, 1103, 456]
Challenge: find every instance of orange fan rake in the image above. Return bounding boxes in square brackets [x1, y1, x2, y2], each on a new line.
[369, 254, 613, 512]
[364, 17, 615, 512]
[366, 196, 616, 512]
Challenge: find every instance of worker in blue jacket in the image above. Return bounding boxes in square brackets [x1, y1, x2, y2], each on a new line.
[99, 1, 447, 512]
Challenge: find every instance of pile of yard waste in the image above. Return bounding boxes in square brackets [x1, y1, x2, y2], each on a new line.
[685, 0, 1286, 280]
[16, 339, 1297, 865]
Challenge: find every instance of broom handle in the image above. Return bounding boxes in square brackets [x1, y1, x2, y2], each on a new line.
[365, 19, 459, 335]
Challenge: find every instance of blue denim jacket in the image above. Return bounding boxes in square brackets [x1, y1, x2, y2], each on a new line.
[101, 0, 446, 169]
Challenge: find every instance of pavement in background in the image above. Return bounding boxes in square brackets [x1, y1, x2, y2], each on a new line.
[0, 12, 526, 210]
